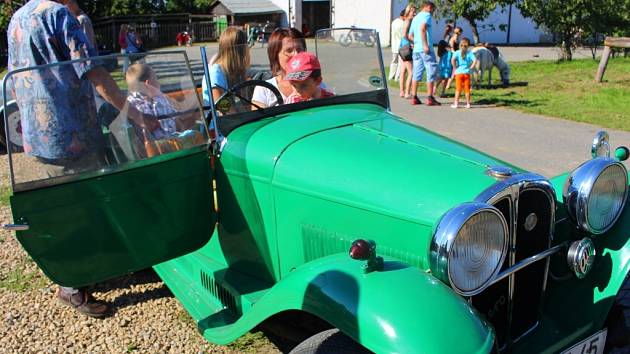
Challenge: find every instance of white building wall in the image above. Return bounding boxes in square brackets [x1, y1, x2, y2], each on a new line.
[331, 0, 394, 47]
[327, 2, 548, 47]
[285, 1, 551, 46]
[433, 6, 551, 44]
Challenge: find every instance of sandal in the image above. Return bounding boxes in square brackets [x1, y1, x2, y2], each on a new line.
[57, 287, 110, 318]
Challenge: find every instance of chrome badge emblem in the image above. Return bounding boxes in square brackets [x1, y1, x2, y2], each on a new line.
[567, 238, 596, 279]
[524, 213, 538, 232]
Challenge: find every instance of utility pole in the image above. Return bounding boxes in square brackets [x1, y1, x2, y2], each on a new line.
[506, 4, 512, 44]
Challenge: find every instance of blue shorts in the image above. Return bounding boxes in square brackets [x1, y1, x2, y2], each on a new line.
[412, 51, 438, 83]
[439, 68, 452, 80]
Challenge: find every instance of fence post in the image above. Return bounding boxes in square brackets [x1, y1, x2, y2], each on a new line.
[595, 46, 612, 83]
[595, 37, 630, 83]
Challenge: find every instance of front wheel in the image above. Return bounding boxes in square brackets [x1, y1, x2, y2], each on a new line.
[339, 34, 353, 47]
[289, 329, 370, 354]
[606, 273, 630, 352]
[364, 35, 376, 47]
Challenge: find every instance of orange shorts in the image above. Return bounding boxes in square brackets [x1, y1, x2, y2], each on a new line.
[455, 74, 471, 95]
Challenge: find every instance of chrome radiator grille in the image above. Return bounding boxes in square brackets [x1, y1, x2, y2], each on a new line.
[472, 175, 555, 349]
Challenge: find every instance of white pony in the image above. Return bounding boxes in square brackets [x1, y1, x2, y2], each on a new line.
[471, 46, 510, 88]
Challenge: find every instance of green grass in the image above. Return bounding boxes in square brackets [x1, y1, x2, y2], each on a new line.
[126, 343, 139, 353]
[390, 57, 630, 131]
[0, 67, 6, 80]
[0, 186, 11, 207]
[227, 331, 272, 353]
[0, 257, 48, 292]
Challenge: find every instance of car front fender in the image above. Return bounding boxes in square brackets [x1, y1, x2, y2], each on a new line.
[201, 254, 494, 354]
[290, 255, 495, 354]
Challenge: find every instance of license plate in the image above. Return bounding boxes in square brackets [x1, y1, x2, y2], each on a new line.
[561, 329, 607, 354]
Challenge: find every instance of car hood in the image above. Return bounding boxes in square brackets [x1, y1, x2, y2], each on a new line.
[270, 108, 520, 225]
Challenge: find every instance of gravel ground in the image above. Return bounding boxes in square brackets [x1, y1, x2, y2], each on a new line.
[0, 154, 281, 354]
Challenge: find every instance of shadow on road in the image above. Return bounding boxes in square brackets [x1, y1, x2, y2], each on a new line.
[92, 268, 173, 312]
[476, 81, 529, 90]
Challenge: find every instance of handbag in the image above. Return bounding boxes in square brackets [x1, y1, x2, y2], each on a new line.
[398, 45, 412, 61]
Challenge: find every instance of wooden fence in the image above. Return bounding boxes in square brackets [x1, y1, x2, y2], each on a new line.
[595, 37, 630, 83]
[0, 14, 226, 67]
[92, 14, 225, 51]
[1, 36, 8, 68]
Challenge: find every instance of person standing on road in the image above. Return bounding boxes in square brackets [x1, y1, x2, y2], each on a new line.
[445, 27, 463, 91]
[7, 0, 152, 318]
[450, 38, 477, 109]
[408, 1, 441, 106]
[66, 0, 96, 49]
[449, 26, 463, 51]
[126, 27, 144, 56]
[389, 10, 405, 81]
[398, 4, 416, 99]
[119, 24, 130, 74]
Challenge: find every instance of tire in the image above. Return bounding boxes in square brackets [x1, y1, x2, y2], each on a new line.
[289, 329, 371, 354]
[339, 34, 352, 47]
[364, 36, 376, 47]
[0, 100, 24, 153]
[606, 273, 630, 353]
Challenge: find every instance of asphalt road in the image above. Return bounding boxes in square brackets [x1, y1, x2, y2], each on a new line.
[389, 93, 630, 177]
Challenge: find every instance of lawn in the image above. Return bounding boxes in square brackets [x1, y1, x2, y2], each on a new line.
[390, 57, 630, 131]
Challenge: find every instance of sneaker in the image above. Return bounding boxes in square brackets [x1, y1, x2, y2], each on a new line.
[450, 104, 458, 109]
[426, 96, 441, 106]
[57, 287, 110, 318]
[410, 96, 422, 105]
[465, 103, 471, 109]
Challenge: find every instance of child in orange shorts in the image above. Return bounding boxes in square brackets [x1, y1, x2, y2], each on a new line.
[450, 38, 477, 109]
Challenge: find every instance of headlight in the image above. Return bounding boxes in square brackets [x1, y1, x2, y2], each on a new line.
[563, 158, 628, 235]
[430, 202, 508, 296]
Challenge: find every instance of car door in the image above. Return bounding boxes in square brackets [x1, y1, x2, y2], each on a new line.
[2, 52, 215, 288]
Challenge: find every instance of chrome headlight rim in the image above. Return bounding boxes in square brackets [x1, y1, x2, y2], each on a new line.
[563, 157, 628, 235]
[430, 202, 509, 296]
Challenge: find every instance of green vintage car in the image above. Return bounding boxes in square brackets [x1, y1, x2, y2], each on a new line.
[2, 28, 629, 353]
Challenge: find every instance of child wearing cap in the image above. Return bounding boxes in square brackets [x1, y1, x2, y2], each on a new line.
[285, 52, 334, 104]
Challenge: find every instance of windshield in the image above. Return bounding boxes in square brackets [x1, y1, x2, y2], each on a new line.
[2, 51, 209, 191]
[203, 27, 387, 124]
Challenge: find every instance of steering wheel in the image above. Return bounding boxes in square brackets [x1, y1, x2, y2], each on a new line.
[213, 79, 284, 113]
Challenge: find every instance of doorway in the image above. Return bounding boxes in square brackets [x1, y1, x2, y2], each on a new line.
[301, 0, 331, 37]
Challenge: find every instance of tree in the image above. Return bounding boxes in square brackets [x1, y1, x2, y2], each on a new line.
[518, 0, 630, 61]
[433, 0, 514, 44]
[79, 0, 166, 17]
[0, 0, 26, 31]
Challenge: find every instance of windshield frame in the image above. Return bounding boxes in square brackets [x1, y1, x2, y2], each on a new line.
[2, 50, 205, 192]
[204, 27, 391, 145]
